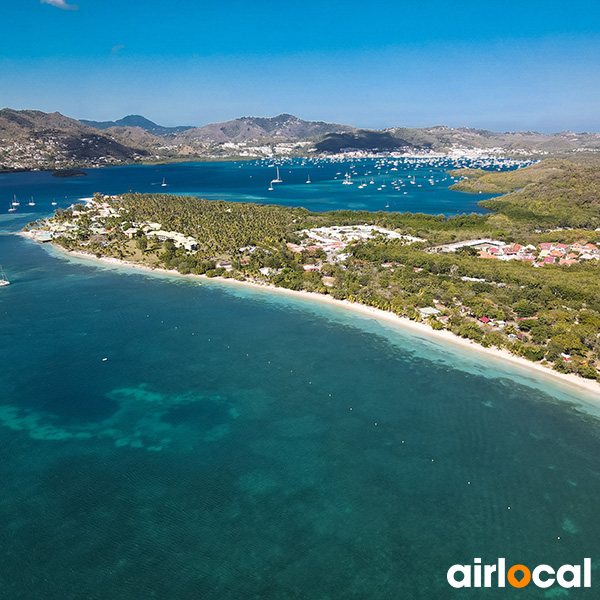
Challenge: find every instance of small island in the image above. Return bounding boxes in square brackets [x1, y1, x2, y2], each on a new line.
[51, 169, 87, 178]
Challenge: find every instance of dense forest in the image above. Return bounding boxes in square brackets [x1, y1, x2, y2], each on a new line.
[451, 158, 600, 229]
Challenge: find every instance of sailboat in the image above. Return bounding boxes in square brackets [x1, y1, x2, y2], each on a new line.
[28, 196, 35, 206]
[161, 177, 167, 187]
[51, 198, 57, 206]
[0, 265, 9, 287]
[342, 173, 353, 185]
[271, 166, 283, 184]
[306, 175, 311, 184]
[11, 194, 20, 206]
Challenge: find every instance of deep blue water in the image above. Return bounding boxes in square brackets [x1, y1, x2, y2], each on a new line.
[0, 157, 503, 225]
[1, 160, 599, 599]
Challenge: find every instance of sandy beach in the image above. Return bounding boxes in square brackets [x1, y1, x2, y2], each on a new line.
[23, 236, 599, 402]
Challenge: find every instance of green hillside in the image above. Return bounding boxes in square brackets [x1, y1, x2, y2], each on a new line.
[451, 158, 600, 229]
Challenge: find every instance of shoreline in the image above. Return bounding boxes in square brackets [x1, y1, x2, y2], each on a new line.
[24, 235, 600, 401]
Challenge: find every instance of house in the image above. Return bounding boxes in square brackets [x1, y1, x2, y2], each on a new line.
[418, 307, 441, 317]
[479, 317, 491, 324]
[216, 261, 233, 271]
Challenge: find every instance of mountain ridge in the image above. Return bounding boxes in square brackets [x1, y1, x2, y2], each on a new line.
[3, 107, 600, 171]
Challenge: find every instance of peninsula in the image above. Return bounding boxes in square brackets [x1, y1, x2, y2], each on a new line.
[24, 157, 600, 388]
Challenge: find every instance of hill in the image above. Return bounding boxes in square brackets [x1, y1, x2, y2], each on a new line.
[80, 114, 193, 136]
[314, 130, 425, 153]
[450, 158, 600, 229]
[176, 113, 355, 143]
[388, 126, 600, 156]
[0, 108, 151, 170]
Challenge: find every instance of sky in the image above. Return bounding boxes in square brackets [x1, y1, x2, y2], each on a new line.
[1, 0, 600, 132]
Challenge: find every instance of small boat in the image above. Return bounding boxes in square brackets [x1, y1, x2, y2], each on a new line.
[342, 173, 353, 185]
[8, 201, 16, 212]
[0, 265, 9, 287]
[161, 177, 167, 187]
[51, 198, 57, 206]
[28, 196, 35, 206]
[11, 194, 20, 206]
[306, 175, 311, 184]
[271, 167, 283, 184]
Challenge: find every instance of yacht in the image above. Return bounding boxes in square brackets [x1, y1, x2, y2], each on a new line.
[28, 196, 35, 206]
[306, 175, 311, 184]
[342, 173, 353, 185]
[271, 167, 283, 184]
[11, 195, 19, 206]
[161, 177, 167, 187]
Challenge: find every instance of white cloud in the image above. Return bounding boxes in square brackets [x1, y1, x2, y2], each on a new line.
[41, 0, 79, 10]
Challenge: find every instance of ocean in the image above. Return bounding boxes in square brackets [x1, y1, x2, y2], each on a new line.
[0, 159, 598, 599]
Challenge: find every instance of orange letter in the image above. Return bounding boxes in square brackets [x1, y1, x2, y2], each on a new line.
[507, 565, 531, 588]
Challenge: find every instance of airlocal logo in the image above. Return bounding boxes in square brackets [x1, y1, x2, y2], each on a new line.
[447, 558, 591, 589]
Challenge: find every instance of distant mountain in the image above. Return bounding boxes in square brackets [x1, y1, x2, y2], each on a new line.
[0, 108, 151, 170]
[80, 114, 193, 136]
[176, 113, 356, 143]
[384, 126, 600, 154]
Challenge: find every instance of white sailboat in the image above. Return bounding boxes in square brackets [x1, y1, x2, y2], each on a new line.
[28, 196, 35, 206]
[11, 194, 20, 206]
[161, 177, 167, 187]
[51, 198, 57, 206]
[342, 173, 353, 185]
[0, 265, 9, 287]
[306, 175, 311, 184]
[271, 167, 283, 184]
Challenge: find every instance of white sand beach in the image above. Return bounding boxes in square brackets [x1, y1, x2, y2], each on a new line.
[23, 237, 598, 401]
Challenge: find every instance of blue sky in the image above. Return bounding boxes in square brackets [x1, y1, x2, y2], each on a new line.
[2, 0, 600, 132]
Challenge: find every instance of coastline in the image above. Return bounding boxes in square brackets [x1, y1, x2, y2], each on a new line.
[24, 235, 600, 401]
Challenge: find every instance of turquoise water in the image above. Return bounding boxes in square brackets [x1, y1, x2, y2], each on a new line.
[1, 160, 599, 598]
